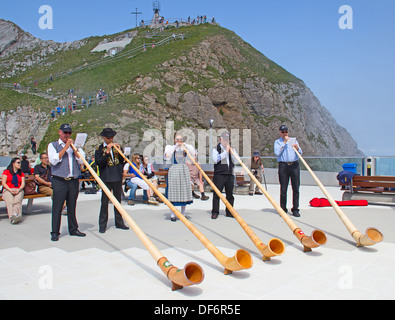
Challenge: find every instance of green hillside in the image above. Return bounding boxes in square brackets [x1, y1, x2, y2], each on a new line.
[1, 23, 302, 154]
[3, 24, 300, 91]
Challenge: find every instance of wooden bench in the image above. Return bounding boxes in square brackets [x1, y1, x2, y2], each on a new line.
[204, 171, 249, 186]
[155, 171, 168, 188]
[0, 193, 50, 215]
[342, 175, 395, 205]
[79, 178, 96, 190]
[350, 175, 395, 194]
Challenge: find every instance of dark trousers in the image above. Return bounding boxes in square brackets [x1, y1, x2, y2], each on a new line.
[99, 180, 125, 231]
[211, 174, 234, 216]
[278, 161, 300, 213]
[51, 177, 79, 235]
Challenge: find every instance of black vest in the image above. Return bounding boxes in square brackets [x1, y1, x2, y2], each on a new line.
[214, 144, 234, 175]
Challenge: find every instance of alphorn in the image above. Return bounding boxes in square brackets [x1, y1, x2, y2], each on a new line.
[181, 145, 285, 261]
[113, 145, 253, 275]
[230, 149, 327, 253]
[292, 146, 383, 247]
[70, 143, 204, 291]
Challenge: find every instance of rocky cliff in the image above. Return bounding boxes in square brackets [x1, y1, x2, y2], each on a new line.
[113, 34, 362, 157]
[0, 106, 46, 155]
[0, 19, 85, 78]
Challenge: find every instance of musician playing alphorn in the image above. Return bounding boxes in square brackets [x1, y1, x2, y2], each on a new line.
[274, 125, 302, 217]
[211, 131, 239, 219]
[95, 128, 129, 233]
[164, 133, 195, 221]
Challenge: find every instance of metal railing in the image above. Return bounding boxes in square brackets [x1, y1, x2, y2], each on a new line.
[25, 33, 186, 86]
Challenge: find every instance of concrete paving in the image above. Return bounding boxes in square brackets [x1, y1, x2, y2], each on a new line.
[0, 184, 394, 300]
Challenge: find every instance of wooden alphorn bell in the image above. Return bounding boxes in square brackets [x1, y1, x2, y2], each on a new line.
[71, 143, 204, 291]
[182, 145, 285, 261]
[292, 146, 383, 247]
[113, 145, 253, 275]
[230, 149, 327, 253]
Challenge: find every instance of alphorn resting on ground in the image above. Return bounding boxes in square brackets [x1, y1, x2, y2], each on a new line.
[292, 146, 383, 247]
[71, 143, 204, 291]
[230, 149, 327, 253]
[181, 144, 285, 261]
[113, 145, 253, 275]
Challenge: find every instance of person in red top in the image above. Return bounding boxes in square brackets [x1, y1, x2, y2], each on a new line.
[1, 158, 25, 224]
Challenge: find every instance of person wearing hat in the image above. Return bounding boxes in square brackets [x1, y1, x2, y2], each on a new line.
[249, 151, 264, 196]
[48, 123, 86, 241]
[211, 131, 239, 219]
[274, 125, 302, 217]
[95, 128, 129, 233]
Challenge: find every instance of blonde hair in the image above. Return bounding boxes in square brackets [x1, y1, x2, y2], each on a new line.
[131, 154, 140, 163]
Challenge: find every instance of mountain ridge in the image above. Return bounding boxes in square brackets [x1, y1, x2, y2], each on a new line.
[0, 20, 364, 158]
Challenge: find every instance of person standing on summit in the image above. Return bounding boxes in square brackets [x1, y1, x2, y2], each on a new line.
[95, 128, 129, 233]
[48, 124, 86, 241]
[274, 125, 303, 217]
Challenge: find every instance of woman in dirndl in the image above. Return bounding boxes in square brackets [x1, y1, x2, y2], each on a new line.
[164, 133, 195, 221]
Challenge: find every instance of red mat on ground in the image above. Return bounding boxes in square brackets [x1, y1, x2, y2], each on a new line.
[309, 198, 368, 207]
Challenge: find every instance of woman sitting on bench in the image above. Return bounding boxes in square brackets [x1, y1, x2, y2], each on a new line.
[1, 158, 26, 224]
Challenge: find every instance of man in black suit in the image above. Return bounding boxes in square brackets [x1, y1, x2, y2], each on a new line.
[211, 131, 238, 219]
[95, 128, 129, 233]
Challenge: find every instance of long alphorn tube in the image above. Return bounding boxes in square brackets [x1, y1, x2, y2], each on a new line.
[113, 145, 253, 275]
[71, 143, 204, 291]
[230, 149, 327, 253]
[292, 146, 383, 247]
[182, 145, 285, 261]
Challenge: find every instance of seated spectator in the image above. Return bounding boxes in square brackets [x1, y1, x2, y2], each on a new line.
[20, 155, 31, 175]
[123, 154, 158, 206]
[29, 159, 36, 174]
[34, 153, 67, 212]
[185, 152, 209, 201]
[33, 153, 52, 196]
[140, 156, 162, 203]
[1, 158, 25, 224]
[79, 159, 97, 191]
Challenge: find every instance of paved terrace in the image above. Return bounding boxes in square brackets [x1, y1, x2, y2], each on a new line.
[0, 184, 394, 300]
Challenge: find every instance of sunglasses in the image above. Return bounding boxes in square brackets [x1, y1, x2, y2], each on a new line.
[15, 161, 21, 164]
[63, 131, 72, 135]
[281, 131, 288, 134]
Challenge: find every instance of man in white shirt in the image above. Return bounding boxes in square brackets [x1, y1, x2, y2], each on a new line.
[48, 123, 86, 241]
[274, 125, 302, 217]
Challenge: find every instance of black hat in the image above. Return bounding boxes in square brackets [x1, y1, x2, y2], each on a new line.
[279, 125, 288, 132]
[100, 128, 117, 138]
[59, 123, 72, 132]
[252, 150, 260, 157]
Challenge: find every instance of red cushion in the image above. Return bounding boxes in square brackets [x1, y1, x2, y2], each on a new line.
[309, 198, 368, 207]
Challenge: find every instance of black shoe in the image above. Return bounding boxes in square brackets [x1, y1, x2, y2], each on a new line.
[211, 213, 218, 219]
[170, 217, 177, 222]
[70, 230, 86, 237]
[116, 225, 129, 230]
[226, 214, 235, 218]
[292, 211, 300, 217]
[201, 195, 209, 201]
[99, 229, 106, 234]
[192, 191, 200, 199]
[51, 233, 59, 241]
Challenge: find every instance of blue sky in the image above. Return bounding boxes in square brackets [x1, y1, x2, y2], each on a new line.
[1, 0, 394, 156]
